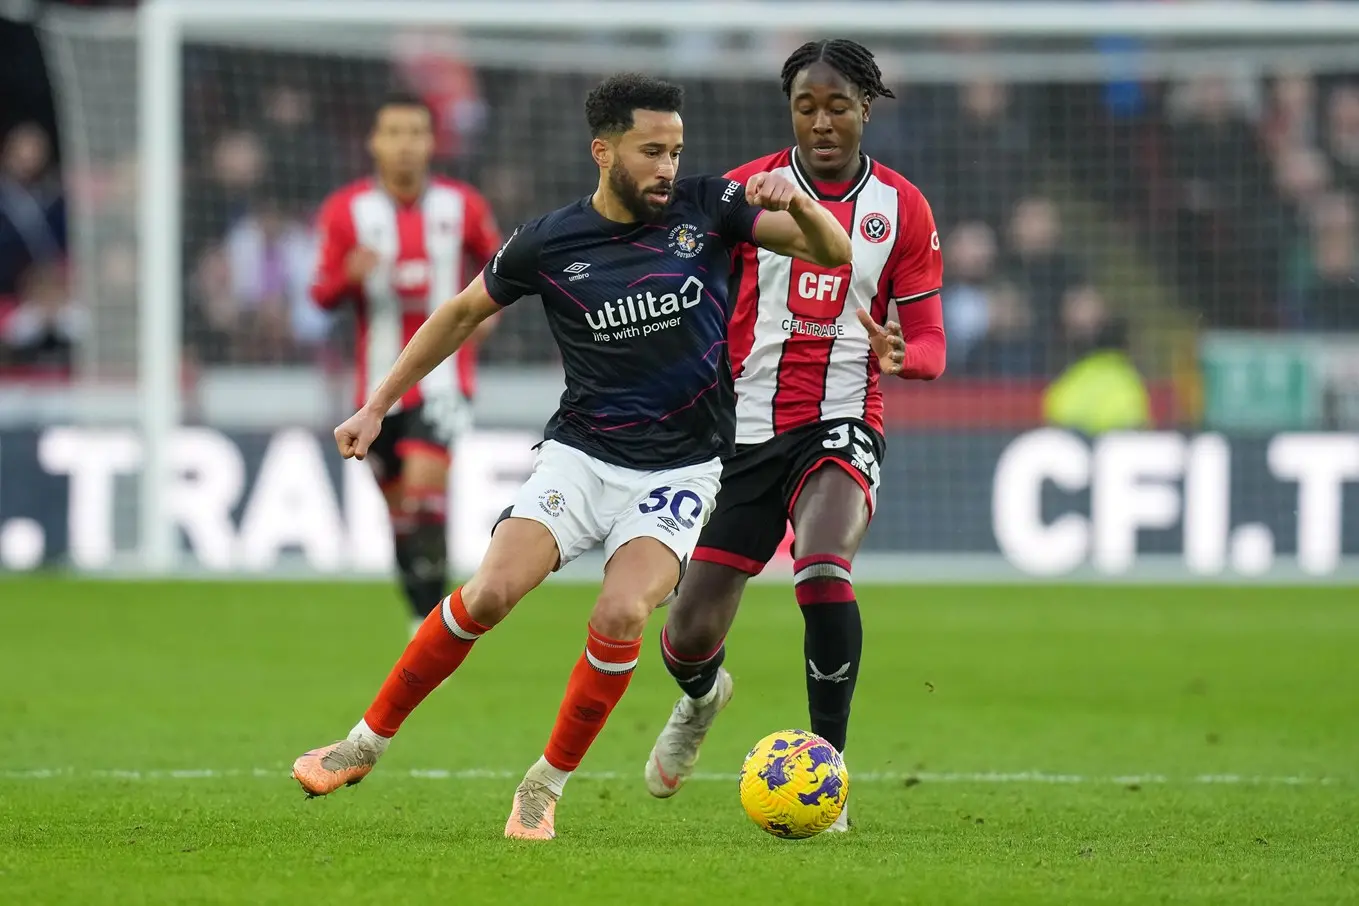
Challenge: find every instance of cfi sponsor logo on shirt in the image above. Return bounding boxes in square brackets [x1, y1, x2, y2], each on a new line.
[781, 271, 849, 337]
[586, 275, 705, 342]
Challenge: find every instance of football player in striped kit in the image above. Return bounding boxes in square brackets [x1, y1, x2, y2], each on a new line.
[645, 41, 948, 832]
[311, 93, 502, 635]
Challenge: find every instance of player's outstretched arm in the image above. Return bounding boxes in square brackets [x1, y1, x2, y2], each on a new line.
[746, 173, 852, 269]
[334, 275, 500, 460]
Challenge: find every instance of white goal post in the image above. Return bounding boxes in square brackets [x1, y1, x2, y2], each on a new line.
[55, 0, 1359, 576]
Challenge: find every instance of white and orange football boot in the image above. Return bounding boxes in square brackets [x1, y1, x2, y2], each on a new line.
[644, 667, 734, 798]
[504, 775, 560, 840]
[291, 733, 384, 797]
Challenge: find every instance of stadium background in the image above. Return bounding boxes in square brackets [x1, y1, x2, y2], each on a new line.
[0, 0, 1356, 579]
[2, 3, 1358, 903]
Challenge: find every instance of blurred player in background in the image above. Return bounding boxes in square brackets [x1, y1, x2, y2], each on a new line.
[645, 40, 947, 831]
[292, 73, 853, 840]
[310, 93, 502, 636]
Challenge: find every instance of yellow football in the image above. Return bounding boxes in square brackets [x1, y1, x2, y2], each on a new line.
[737, 729, 849, 838]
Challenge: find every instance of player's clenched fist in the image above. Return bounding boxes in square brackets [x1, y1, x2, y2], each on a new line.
[334, 407, 384, 461]
[745, 172, 804, 212]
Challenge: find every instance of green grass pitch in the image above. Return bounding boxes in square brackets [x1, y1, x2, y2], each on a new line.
[2, 577, 1357, 904]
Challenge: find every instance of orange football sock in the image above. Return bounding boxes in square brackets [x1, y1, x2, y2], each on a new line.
[362, 587, 489, 738]
[543, 625, 642, 772]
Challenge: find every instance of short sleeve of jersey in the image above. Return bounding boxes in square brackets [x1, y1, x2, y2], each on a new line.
[892, 186, 944, 304]
[689, 174, 762, 248]
[482, 219, 546, 306]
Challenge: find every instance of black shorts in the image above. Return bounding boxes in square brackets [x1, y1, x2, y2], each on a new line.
[366, 403, 455, 489]
[694, 417, 885, 574]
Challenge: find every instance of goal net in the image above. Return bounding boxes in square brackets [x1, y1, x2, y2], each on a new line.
[28, 0, 1359, 580]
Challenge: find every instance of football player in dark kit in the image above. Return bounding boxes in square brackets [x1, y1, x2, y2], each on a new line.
[291, 73, 852, 841]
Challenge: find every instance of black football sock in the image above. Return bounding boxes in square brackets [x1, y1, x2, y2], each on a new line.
[394, 490, 449, 619]
[794, 554, 861, 753]
[660, 625, 726, 700]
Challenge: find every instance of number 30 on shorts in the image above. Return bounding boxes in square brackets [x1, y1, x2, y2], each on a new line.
[638, 486, 705, 529]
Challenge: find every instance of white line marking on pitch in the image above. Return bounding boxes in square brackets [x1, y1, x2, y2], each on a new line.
[0, 768, 1342, 786]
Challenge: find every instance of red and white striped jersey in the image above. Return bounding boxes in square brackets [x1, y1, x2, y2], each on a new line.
[310, 176, 501, 411]
[726, 149, 943, 443]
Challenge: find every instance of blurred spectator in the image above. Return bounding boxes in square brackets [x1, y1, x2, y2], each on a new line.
[961, 282, 1037, 376]
[391, 31, 488, 168]
[189, 245, 239, 366]
[1168, 74, 1277, 326]
[186, 130, 268, 258]
[1, 259, 84, 370]
[258, 85, 346, 213]
[1043, 316, 1149, 434]
[1261, 71, 1319, 160]
[1324, 83, 1359, 197]
[0, 123, 66, 296]
[925, 78, 1033, 233]
[1274, 145, 1335, 319]
[221, 201, 326, 362]
[941, 222, 1014, 369]
[1058, 284, 1114, 361]
[1002, 196, 1086, 364]
[1305, 192, 1359, 329]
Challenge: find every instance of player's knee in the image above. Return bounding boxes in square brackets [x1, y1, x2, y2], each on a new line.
[666, 595, 726, 654]
[589, 590, 651, 641]
[461, 569, 526, 628]
[791, 514, 864, 563]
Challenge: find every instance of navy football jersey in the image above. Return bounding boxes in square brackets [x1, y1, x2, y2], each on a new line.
[482, 175, 763, 470]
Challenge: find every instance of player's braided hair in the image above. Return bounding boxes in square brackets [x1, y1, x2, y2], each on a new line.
[585, 73, 685, 137]
[780, 39, 896, 102]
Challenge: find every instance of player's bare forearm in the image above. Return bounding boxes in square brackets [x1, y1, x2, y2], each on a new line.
[362, 274, 500, 415]
[754, 198, 852, 268]
[467, 311, 499, 346]
[787, 194, 852, 268]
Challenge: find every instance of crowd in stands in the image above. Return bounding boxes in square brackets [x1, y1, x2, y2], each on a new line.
[0, 122, 79, 372]
[3, 1, 1358, 380]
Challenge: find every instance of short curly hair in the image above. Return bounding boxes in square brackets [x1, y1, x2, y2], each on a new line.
[585, 73, 684, 138]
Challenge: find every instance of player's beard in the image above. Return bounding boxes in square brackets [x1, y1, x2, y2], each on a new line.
[610, 160, 671, 224]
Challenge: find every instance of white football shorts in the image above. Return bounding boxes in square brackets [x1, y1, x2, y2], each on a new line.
[506, 439, 722, 569]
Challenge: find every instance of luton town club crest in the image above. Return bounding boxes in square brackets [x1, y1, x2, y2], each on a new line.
[538, 489, 565, 517]
[668, 223, 704, 259]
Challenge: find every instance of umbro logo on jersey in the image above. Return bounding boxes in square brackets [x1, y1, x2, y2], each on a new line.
[656, 515, 681, 536]
[565, 261, 592, 282]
